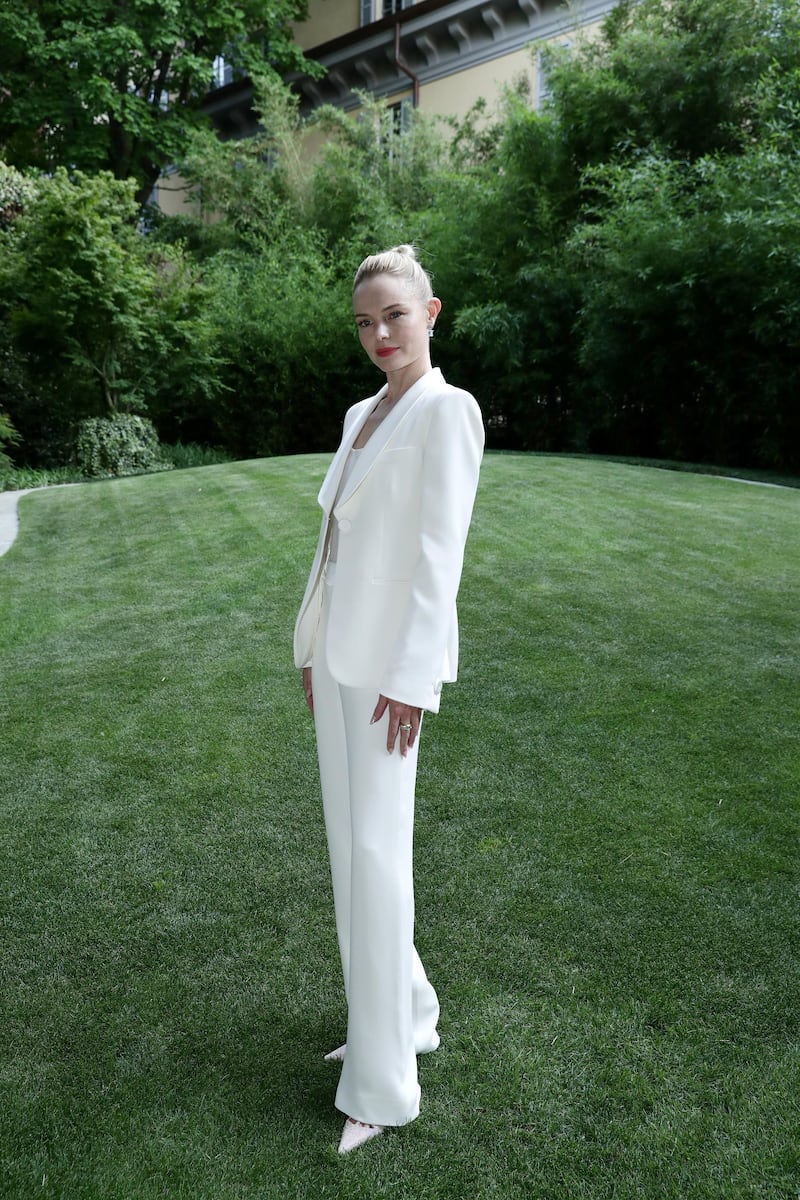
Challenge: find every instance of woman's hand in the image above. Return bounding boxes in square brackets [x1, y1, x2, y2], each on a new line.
[370, 694, 422, 757]
[302, 666, 314, 714]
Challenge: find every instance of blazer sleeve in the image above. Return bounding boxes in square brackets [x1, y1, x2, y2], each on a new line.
[378, 387, 484, 709]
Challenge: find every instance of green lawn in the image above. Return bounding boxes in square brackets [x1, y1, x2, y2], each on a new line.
[1, 454, 798, 1200]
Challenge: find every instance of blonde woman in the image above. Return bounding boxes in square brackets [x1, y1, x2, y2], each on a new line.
[294, 246, 483, 1153]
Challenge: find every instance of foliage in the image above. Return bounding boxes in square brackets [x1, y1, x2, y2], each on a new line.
[543, 0, 800, 163]
[0, 465, 83, 493]
[4, 0, 800, 472]
[176, 75, 314, 251]
[0, 166, 223, 465]
[170, 79, 453, 455]
[0, 409, 20, 476]
[569, 145, 800, 468]
[0, 169, 136, 462]
[306, 92, 452, 252]
[140, 243, 228, 446]
[0, 0, 317, 205]
[0, 160, 35, 225]
[425, 0, 800, 469]
[418, 92, 580, 448]
[178, 81, 451, 257]
[2, 170, 154, 413]
[162, 442, 234, 470]
[202, 235, 373, 457]
[74, 414, 172, 479]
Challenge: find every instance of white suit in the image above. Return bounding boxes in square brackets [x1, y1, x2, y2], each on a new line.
[294, 367, 483, 1125]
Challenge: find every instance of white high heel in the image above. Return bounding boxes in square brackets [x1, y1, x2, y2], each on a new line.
[338, 1118, 384, 1154]
[323, 1043, 346, 1062]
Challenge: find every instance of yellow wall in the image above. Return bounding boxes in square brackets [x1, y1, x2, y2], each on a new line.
[417, 47, 538, 121]
[292, 0, 360, 51]
[151, 169, 200, 217]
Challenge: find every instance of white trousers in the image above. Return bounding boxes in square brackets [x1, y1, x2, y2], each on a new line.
[313, 572, 440, 1126]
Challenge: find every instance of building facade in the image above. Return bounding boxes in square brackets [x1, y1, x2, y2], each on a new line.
[154, 0, 617, 214]
[289, 0, 616, 121]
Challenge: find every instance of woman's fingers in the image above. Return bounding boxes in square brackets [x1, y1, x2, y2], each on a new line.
[398, 719, 412, 757]
[373, 695, 422, 757]
[302, 666, 314, 714]
[370, 694, 389, 726]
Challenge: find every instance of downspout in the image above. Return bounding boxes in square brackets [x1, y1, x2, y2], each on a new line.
[394, 19, 419, 107]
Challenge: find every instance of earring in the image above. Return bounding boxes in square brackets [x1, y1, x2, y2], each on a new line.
[428, 325, 435, 339]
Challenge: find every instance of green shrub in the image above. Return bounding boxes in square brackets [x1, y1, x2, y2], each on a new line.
[162, 442, 234, 469]
[0, 409, 20, 476]
[74, 415, 173, 479]
[0, 465, 82, 492]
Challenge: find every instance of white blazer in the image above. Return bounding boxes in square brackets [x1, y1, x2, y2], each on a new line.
[293, 367, 484, 713]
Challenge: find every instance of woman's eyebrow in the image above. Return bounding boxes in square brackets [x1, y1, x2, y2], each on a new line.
[353, 302, 407, 317]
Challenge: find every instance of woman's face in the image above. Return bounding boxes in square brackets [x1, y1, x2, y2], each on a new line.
[352, 274, 440, 377]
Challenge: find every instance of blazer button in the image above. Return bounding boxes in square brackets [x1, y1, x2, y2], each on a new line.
[338, 519, 352, 533]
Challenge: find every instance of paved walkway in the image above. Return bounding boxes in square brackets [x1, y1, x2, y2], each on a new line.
[0, 485, 82, 558]
[0, 489, 32, 558]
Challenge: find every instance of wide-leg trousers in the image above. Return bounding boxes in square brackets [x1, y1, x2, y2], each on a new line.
[312, 569, 440, 1126]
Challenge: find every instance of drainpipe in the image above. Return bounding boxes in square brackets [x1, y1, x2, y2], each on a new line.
[394, 19, 419, 107]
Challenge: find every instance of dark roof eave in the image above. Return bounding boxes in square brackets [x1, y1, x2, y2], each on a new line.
[300, 0, 455, 62]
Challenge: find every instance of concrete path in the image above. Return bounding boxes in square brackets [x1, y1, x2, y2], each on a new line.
[0, 489, 32, 558]
[0, 484, 82, 558]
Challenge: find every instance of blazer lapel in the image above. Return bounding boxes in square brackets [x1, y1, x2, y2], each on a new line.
[316, 387, 386, 514]
[335, 368, 442, 509]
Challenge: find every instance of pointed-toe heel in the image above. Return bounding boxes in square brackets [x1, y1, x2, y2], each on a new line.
[338, 1118, 384, 1154]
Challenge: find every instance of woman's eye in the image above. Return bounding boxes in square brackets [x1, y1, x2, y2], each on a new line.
[389, 310, 405, 319]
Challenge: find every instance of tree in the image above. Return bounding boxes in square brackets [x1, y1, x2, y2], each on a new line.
[568, 147, 800, 470]
[418, 87, 581, 449]
[0, 0, 315, 206]
[176, 80, 453, 258]
[426, 0, 800, 467]
[0, 166, 223, 464]
[200, 236, 370, 458]
[542, 0, 800, 470]
[544, 0, 800, 165]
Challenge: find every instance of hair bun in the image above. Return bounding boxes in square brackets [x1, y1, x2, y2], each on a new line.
[353, 245, 433, 300]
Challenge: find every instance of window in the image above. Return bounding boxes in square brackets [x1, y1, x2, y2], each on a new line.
[536, 39, 571, 109]
[389, 98, 413, 135]
[361, 0, 412, 22]
[212, 56, 234, 88]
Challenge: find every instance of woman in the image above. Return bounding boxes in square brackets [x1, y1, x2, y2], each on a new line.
[294, 245, 483, 1154]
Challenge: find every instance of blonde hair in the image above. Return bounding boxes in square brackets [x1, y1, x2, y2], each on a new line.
[352, 244, 434, 303]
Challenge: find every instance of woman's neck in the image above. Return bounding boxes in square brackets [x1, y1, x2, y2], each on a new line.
[384, 356, 433, 404]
